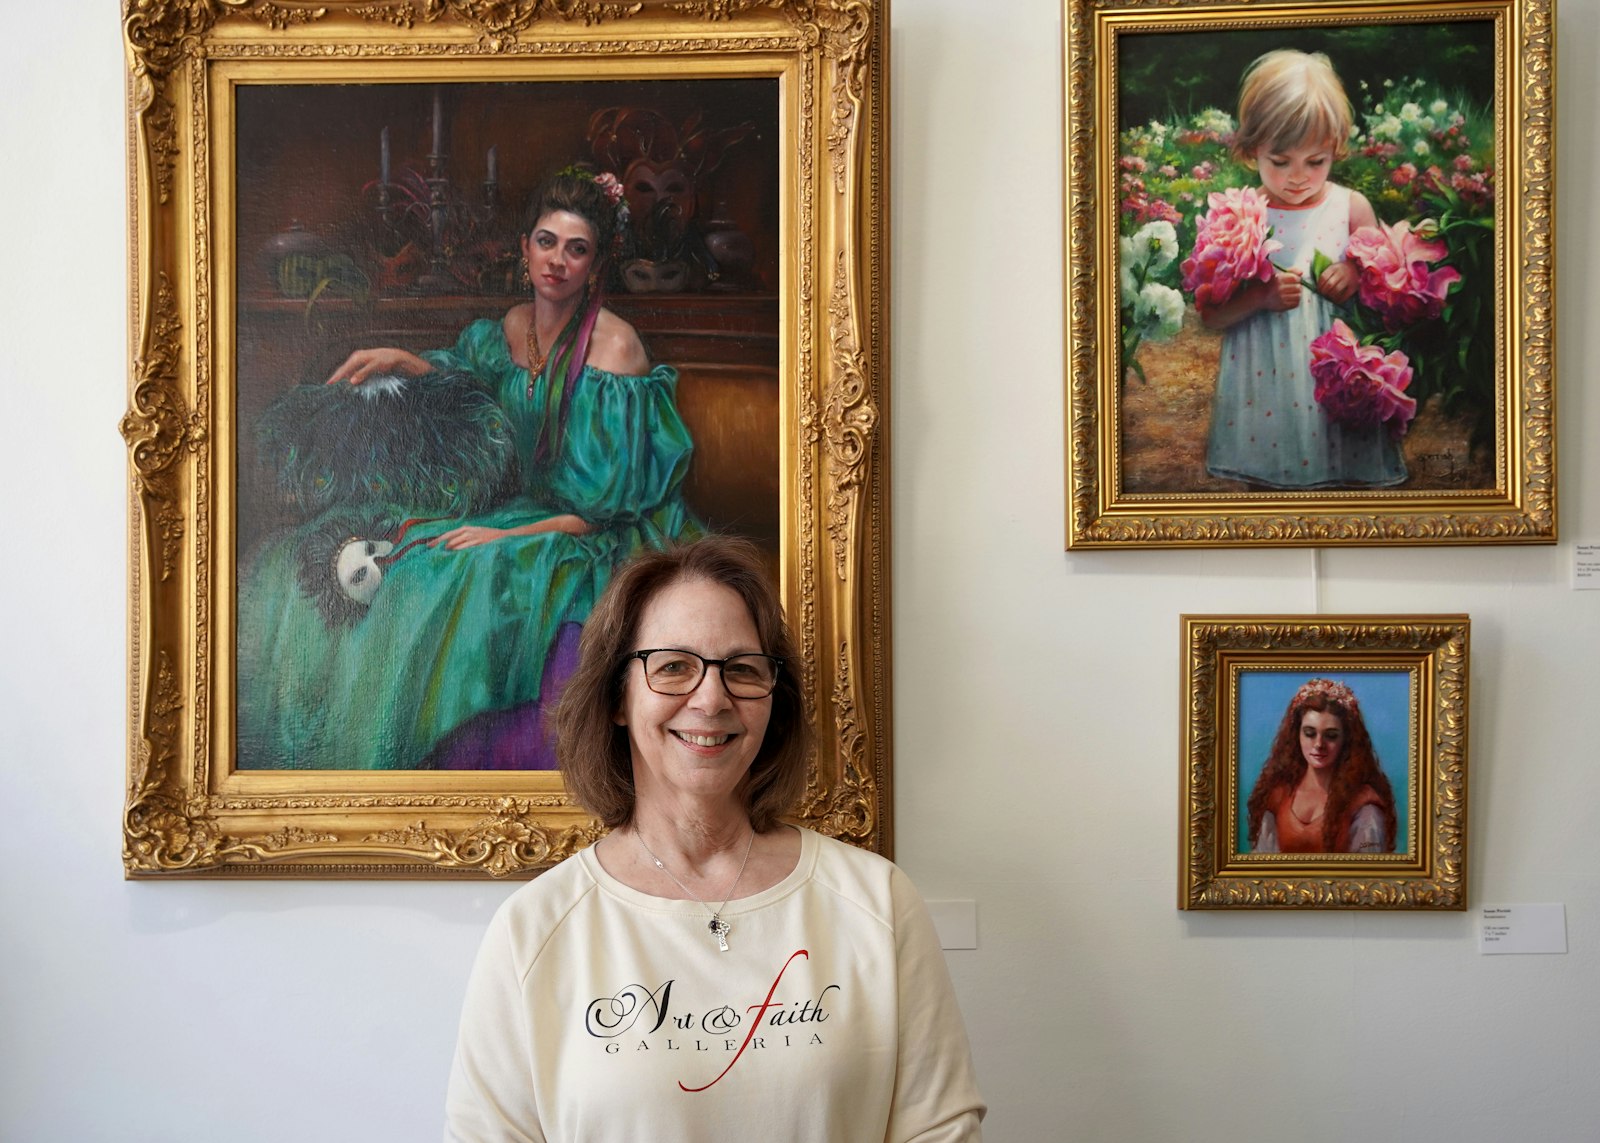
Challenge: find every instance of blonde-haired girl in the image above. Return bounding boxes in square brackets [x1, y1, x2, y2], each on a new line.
[1200, 49, 1405, 488]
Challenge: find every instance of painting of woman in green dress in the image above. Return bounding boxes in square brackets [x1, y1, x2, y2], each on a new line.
[237, 169, 702, 770]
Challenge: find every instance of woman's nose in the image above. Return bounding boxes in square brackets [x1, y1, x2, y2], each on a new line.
[685, 666, 732, 711]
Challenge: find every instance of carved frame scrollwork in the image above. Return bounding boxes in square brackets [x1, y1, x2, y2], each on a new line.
[121, 0, 889, 877]
[1179, 615, 1470, 910]
[1064, 0, 1555, 549]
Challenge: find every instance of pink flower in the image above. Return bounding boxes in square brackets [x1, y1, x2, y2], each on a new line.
[1391, 162, 1418, 187]
[1453, 154, 1476, 172]
[1451, 171, 1494, 208]
[592, 171, 625, 205]
[1158, 164, 1179, 178]
[1191, 160, 1216, 180]
[1120, 154, 1148, 173]
[1123, 193, 1181, 225]
[1309, 319, 1417, 436]
[1180, 187, 1282, 309]
[1345, 220, 1461, 329]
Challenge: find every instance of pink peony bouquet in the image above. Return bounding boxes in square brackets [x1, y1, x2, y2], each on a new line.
[1345, 220, 1461, 330]
[1181, 187, 1282, 310]
[1308, 320, 1418, 436]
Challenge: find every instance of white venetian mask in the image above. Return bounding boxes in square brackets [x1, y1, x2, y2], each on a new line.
[334, 538, 396, 606]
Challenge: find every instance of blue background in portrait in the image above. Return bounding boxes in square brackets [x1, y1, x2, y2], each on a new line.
[1235, 670, 1412, 854]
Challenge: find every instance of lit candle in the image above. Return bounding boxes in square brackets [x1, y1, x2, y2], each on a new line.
[487, 145, 497, 183]
[432, 90, 444, 156]
[380, 126, 390, 185]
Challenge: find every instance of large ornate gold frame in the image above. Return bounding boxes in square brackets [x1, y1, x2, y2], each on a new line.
[1064, 0, 1555, 548]
[1180, 615, 1470, 910]
[121, 1, 890, 877]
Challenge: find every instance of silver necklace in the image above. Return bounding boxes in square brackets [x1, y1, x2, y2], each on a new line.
[634, 828, 756, 952]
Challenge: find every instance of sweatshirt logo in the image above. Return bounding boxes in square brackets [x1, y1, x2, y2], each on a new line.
[584, 949, 838, 1090]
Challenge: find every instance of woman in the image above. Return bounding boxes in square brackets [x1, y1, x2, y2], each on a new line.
[1246, 678, 1398, 854]
[237, 168, 700, 770]
[445, 536, 986, 1141]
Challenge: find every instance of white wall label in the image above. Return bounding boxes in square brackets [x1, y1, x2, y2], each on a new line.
[1479, 904, 1568, 954]
[1575, 544, 1600, 589]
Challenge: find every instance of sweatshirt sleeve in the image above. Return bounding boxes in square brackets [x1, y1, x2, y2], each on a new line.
[883, 866, 986, 1142]
[444, 906, 546, 1143]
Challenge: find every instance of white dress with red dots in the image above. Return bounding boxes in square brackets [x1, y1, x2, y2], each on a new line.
[1205, 181, 1407, 489]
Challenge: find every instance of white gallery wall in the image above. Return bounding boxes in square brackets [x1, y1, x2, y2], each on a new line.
[1, 0, 1595, 1140]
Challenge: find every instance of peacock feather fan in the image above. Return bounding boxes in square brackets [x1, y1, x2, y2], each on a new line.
[257, 369, 517, 520]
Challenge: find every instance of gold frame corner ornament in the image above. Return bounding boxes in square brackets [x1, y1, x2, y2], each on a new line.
[122, 0, 890, 877]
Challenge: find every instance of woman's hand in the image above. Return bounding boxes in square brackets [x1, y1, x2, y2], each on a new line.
[1315, 260, 1360, 305]
[430, 525, 511, 550]
[429, 515, 591, 551]
[326, 347, 432, 385]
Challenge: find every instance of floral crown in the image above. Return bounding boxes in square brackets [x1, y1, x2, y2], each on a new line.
[1295, 677, 1359, 712]
[555, 164, 630, 256]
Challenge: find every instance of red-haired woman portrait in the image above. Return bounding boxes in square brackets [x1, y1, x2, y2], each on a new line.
[1246, 678, 1398, 853]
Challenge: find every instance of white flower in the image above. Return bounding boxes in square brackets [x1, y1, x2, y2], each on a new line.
[1420, 116, 1436, 133]
[1373, 103, 1386, 115]
[1134, 283, 1184, 341]
[1119, 238, 1139, 304]
[1413, 139, 1432, 156]
[1430, 98, 1449, 115]
[1374, 114, 1403, 140]
[1133, 220, 1179, 273]
[1193, 107, 1236, 135]
[1399, 102, 1422, 122]
[1147, 118, 1168, 140]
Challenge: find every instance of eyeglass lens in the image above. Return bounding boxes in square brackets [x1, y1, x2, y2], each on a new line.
[640, 650, 777, 698]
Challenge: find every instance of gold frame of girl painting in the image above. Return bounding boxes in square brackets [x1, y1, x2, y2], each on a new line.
[1067, 1, 1557, 549]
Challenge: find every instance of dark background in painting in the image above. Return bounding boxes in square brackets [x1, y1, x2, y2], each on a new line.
[234, 79, 781, 555]
[1118, 22, 1496, 126]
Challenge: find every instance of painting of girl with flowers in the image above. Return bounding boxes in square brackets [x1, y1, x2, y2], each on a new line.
[1112, 19, 1499, 496]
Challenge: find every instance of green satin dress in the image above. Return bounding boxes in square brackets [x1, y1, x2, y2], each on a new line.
[237, 318, 700, 770]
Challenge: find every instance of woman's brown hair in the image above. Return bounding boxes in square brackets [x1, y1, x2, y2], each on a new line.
[553, 534, 812, 831]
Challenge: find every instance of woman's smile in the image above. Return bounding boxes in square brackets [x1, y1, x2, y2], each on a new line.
[672, 730, 737, 749]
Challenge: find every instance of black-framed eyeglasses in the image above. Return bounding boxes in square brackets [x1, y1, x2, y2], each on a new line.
[624, 649, 783, 699]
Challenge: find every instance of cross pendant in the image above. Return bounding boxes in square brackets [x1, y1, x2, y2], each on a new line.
[709, 916, 731, 952]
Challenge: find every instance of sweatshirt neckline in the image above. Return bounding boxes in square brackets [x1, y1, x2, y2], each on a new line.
[580, 825, 817, 916]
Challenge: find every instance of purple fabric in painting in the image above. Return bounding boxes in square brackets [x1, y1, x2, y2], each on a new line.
[427, 621, 583, 770]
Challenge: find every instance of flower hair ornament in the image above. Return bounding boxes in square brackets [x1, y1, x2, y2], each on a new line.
[1295, 677, 1359, 712]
